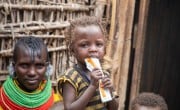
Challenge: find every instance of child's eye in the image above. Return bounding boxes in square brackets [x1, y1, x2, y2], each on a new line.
[96, 42, 104, 47]
[79, 43, 89, 48]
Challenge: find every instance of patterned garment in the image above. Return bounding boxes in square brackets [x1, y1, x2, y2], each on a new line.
[0, 77, 54, 110]
[58, 65, 109, 110]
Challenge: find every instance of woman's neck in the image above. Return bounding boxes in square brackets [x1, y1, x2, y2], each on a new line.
[14, 78, 45, 93]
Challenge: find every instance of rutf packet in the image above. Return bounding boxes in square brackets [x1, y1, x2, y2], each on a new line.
[85, 57, 112, 103]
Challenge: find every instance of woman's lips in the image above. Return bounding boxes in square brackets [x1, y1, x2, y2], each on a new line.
[26, 79, 38, 84]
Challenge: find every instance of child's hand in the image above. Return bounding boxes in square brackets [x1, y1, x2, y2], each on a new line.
[101, 75, 114, 92]
[90, 68, 103, 88]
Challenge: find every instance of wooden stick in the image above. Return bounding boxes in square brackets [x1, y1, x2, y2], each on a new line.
[1, 21, 70, 28]
[106, 0, 116, 57]
[1, 22, 70, 33]
[129, 0, 150, 109]
[0, 49, 12, 55]
[0, 3, 94, 11]
[0, 34, 65, 38]
[2, 21, 50, 27]
[110, 0, 135, 109]
[0, 74, 8, 82]
[0, 70, 8, 74]
[38, 0, 74, 5]
[0, 45, 67, 56]
[105, 0, 111, 22]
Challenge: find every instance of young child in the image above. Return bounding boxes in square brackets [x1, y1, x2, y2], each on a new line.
[131, 92, 168, 110]
[0, 36, 55, 110]
[58, 16, 119, 110]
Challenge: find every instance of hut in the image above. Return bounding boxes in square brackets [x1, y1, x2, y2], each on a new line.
[108, 0, 180, 110]
[0, 0, 96, 85]
[0, 0, 180, 110]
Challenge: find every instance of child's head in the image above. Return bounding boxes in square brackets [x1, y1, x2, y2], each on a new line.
[12, 36, 50, 92]
[67, 16, 108, 64]
[131, 92, 168, 110]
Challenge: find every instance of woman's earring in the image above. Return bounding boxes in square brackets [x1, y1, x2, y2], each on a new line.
[46, 64, 53, 78]
[8, 62, 15, 78]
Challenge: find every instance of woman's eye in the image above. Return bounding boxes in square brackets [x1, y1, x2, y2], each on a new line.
[20, 64, 29, 69]
[36, 64, 45, 69]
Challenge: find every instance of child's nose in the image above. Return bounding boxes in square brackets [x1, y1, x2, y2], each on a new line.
[89, 45, 97, 51]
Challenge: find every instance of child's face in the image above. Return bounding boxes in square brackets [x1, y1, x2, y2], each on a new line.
[14, 48, 48, 92]
[135, 105, 161, 110]
[72, 25, 105, 64]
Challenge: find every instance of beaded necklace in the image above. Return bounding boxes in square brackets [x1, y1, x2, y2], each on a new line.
[2, 77, 52, 108]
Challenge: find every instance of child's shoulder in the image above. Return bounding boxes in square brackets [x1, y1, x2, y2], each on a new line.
[58, 66, 81, 80]
[57, 66, 81, 94]
[64, 67, 75, 74]
[63, 66, 79, 76]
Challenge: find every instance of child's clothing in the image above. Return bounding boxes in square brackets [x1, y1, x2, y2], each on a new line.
[58, 64, 110, 110]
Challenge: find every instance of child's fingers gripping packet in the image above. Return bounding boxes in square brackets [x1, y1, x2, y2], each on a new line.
[85, 58, 112, 102]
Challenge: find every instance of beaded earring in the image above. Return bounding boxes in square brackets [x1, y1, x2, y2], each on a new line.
[8, 62, 15, 78]
[46, 64, 53, 78]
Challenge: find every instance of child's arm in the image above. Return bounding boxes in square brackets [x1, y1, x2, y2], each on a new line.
[62, 82, 97, 110]
[102, 75, 119, 110]
[62, 69, 103, 110]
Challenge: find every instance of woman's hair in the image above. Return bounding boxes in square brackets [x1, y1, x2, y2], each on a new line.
[13, 36, 49, 63]
[65, 16, 108, 54]
[131, 92, 168, 110]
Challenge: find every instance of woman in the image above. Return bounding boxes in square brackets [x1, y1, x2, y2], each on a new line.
[0, 36, 55, 110]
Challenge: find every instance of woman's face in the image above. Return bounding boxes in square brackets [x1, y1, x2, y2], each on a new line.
[14, 48, 48, 92]
[71, 25, 106, 65]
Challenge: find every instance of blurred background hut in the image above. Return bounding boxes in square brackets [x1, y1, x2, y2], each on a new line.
[0, 0, 180, 110]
